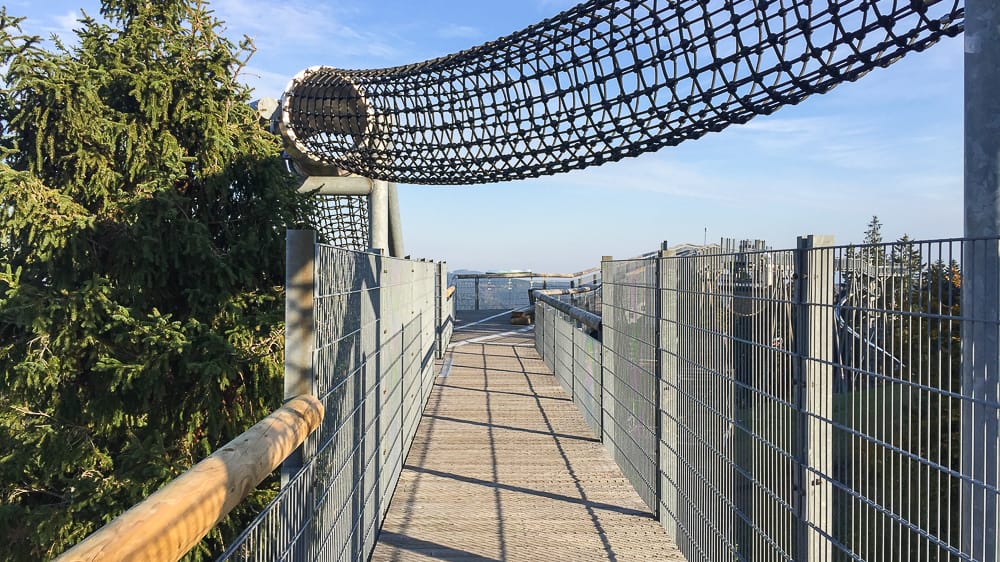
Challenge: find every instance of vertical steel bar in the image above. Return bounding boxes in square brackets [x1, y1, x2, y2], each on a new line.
[435, 262, 442, 359]
[732, 243, 753, 559]
[369, 179, 390, 254]
[660, 248, 679, 541]
[282, 229, 316, 487]
[963, 1, 1000, 559]
[601, 255, 612, 445]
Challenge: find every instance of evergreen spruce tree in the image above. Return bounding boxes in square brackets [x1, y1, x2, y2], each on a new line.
[0, 2, 317, 559]
[861, 215, 886, 266]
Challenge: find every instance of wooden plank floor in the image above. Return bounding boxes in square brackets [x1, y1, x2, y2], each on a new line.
[371, 311, 683, 561]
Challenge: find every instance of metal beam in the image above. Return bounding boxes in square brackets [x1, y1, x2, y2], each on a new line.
[528, 285, 599, 306]
[532, 291, 602, 332]
[296, 175, 373, 196]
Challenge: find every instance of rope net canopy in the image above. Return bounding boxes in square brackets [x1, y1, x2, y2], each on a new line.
[279, 0, 963, 186]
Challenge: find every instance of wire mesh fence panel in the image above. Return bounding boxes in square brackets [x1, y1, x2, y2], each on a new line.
[219, 245, 438, 562]
[821, 239, 982, 562]
[545, 304, 557, 374]
[663, 242, 802, 561]
[535, 302, 546, 356]
[654, 237, 1000, 562]
[602, 256, 660, 512]
[435, 263, 454, 358]
[573, 327, 603, 438]
[554, 309, 575, 397]
[453, 277, 478, 311]
[533, 300, 603, 439]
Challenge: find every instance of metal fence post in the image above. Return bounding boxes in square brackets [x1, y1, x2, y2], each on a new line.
[436, 262, 444, 359]
[653, 245, 664, 522]
[282, 229, 316, 486]
[570, 315, 576, 401]
[794, 235, 834, 562]
[600, 255, 612, 444]
[963, 1, 1000, 558]
[658, 246, 678, 539]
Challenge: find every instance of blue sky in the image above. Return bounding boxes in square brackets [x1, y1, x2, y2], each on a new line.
[9, 0, 963, 273]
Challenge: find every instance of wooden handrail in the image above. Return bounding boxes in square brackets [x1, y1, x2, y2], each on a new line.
[56, 395, 324, 562]
[445, 285, 456, 299]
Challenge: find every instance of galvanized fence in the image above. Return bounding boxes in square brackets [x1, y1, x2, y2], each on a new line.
[435, 262, 454, 359]
[453, 269, 600, 311]
[219, 231, 446, 562]
[536, 235, 1000, 562]
[534, 301, 603, 437]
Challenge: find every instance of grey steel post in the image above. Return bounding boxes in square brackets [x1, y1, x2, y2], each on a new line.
[658, 247, 678, 539]
[282, 229, 316, 487]
[731, 242, 754, 560]
[369, 179, 390, 253]
[963, 1, 1000, 558]
[435, 262, 442, 358]
[475, 277, 480, 311]
[388, 182, 405, 258]
[600, 256, 612, 443]
[794, 235, 834, 562]
[653, 248, 663, 521]
[436, 262, 449, 359]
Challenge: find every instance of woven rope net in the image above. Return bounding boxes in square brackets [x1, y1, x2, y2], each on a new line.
[315, 195, 370, 250]
[279, 0, 963, 186]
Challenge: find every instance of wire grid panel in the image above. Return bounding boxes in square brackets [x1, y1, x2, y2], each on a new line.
[535, 300, 604, 438]
[435, 263, 454, 359]
[554, 309, 576, 397]
[660, 243, 802, 561]
[534, 302, 546, 356]
[573, 327, 603, 437]
[545, 302, 558, 373]
[219, 246, 438, 562]
[655, 237, 1000, 562]
[453, 276, 544, 311]
[821, 239, 991, 562]
[602, 256, 659, 512]
[280, 0, 962, 185]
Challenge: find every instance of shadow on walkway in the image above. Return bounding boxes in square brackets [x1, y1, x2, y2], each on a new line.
[370, 314, 682, 561]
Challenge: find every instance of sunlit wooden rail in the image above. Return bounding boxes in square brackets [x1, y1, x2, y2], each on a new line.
[56, 395, 323, 562]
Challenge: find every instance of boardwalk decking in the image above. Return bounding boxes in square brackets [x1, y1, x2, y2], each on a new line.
[371, 311, 683, 561]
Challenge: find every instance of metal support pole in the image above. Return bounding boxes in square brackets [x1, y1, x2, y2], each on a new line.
[388, 182, 405, 258]
[296, 175, 373, 195]
[794, 235, 834, 562]
[659, 247, 678, 539]
[282, 229, 316, 487]
[732, 243, 754, 560]
[653, 249, 663, 522]
[600, 256, 612, 444]
[963, 1, 1000, 558]
[369, 179, 390, 254]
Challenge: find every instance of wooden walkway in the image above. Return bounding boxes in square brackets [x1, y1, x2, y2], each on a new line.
[371, 311, 682, 561]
